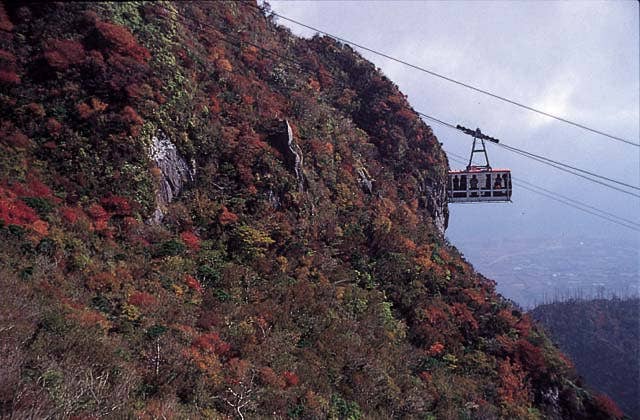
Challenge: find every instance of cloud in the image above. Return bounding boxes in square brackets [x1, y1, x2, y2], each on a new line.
[526, 74, 577, 130]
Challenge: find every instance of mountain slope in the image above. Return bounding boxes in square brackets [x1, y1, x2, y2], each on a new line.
[531, 297, 639, 419]
[0, 1, 622, 418]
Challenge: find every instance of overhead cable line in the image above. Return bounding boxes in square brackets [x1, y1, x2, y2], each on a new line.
[422, 111, 638, 191]
[495, 142, 640, 191]
[447, 154, 640, 232]
[514, 178, 640, 228]
[513, 182, 640, 231]
[495, 144, 640, 198]
[164, 8, 640, 231]
[172, 8, 638, 196]
[448, 152, 640, 228]
[164, 8, 639, 199]
[424, 115, 640, 198]
[264, 9, 639, 147]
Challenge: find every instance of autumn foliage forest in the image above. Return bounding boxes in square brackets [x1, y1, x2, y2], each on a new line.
[531, 297, 639, 419]
[0, 1, 625, 418]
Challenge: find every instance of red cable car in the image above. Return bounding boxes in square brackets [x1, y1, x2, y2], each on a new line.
[448, 125, 512, 203]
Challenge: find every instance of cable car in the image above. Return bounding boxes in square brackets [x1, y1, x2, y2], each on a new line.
[447, 125, 512, 203]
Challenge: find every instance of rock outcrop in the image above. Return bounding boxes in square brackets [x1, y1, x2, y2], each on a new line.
[356, 166, 374, 194]
[0, 2, 617, 418]
[148, 130, 194, 223]
[267, 120, 305, 193]
[419, 173, 449, 233]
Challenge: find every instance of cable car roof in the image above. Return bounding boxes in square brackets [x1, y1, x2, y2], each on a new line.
[448, 167, 511, 174]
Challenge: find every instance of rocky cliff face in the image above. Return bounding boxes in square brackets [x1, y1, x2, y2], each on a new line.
[0, 1, 620, 418]
[266, 120, 305, 193]
[421, 173, 449, 234]
[148, 130, 194, 223]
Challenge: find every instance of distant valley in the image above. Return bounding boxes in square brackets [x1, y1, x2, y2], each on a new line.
[451, 235, 639, 308]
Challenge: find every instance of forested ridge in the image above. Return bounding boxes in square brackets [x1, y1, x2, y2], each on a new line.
[531, 297, 639, 419]
[0, 1, 624, 418]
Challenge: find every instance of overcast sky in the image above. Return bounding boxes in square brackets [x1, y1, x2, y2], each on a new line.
[267, 1, 639, 298]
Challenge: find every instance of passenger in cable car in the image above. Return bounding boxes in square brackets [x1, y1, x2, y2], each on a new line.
[470, 175, 478, 190]
[470, 175, 479, 197]
[452, 175, 466, 197]
[493, 174, 504, 197]
[483, 174, 492, 197]
[460, 175, 467, 190]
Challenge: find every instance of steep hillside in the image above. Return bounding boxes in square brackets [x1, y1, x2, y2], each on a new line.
[0, 1, 622, 418]
[531, 297, 639, 419]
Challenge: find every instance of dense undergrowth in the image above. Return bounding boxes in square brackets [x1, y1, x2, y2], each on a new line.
[0, 1, 623, 418]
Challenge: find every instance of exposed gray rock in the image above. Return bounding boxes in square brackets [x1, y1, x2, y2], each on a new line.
[540, 387, 562, 419]
[419, 173, 449, 234]
[286, 120, 305, 193]
[148, 130, 194, 223]
[267, 119, 305, 193]
[356, 166, 374, 194]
